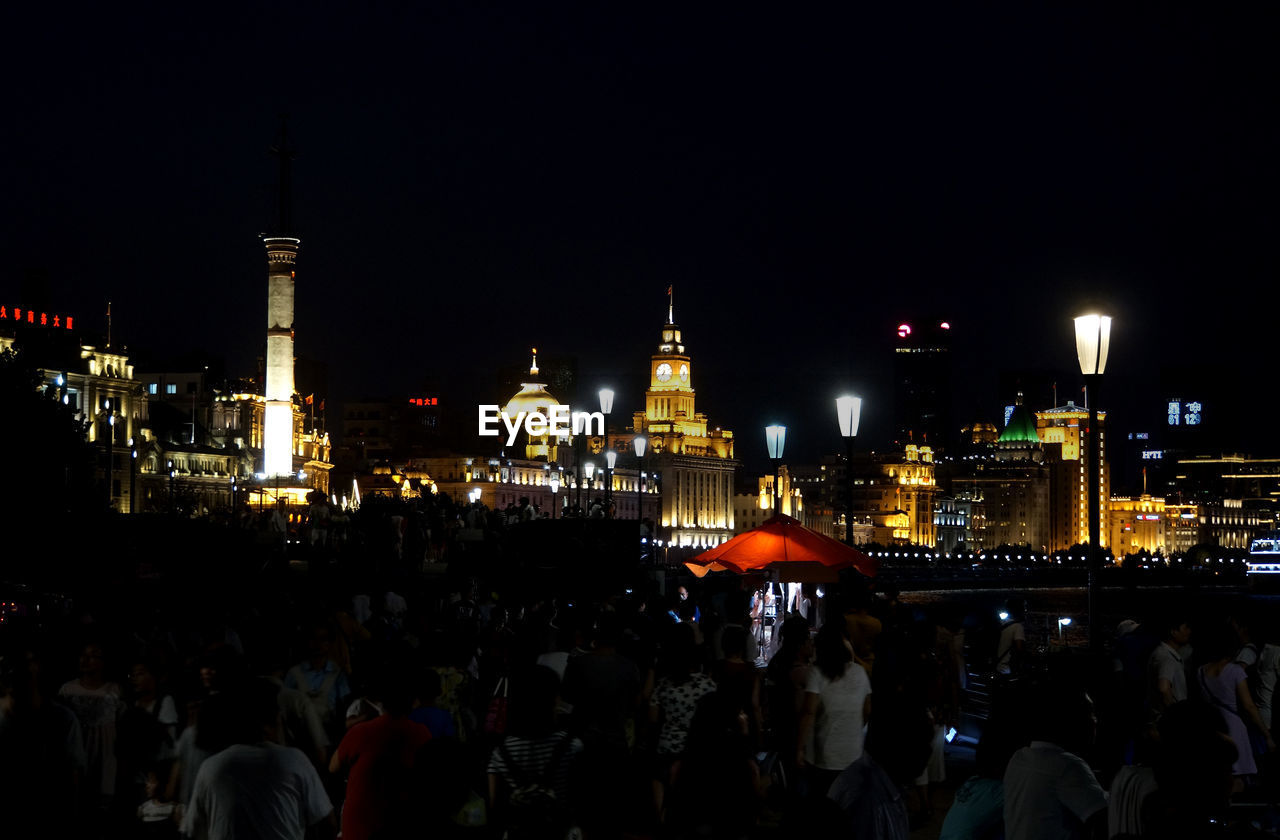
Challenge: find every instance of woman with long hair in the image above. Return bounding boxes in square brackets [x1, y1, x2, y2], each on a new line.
[795, 621, 872, 798]
[1196, 622, 1275, 790]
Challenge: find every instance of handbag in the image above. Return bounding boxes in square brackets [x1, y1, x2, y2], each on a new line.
[485, 676, 510, 735]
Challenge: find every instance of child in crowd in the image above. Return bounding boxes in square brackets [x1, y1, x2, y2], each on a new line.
[137, 765, 178, 839]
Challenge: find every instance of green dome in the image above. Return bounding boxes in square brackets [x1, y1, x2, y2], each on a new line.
[999, 399, 1040, 444]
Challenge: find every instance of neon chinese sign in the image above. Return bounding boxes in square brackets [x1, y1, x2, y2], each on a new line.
[409, 397, 439, 406]
[0, 306, 74, 330]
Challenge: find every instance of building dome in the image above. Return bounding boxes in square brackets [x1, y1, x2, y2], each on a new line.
[503, 348, 559, 418]
[999, 392, 1041, 445]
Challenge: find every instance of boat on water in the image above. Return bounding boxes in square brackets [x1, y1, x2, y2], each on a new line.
[1248, 533, 1280, 579]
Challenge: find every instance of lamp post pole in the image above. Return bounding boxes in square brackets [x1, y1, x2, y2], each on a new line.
[550, 473, 559, 519]
[104, 399, 113, 510]
[765, 425, 787, 517]
[598, 389, 615, 517]
[129, 437, 137, 514]
[634, 436, 648, 521]
[1074, 313, 1111, 653]
[836, 396, 863, 545]
[575, 433, 584, 514]
[1087, 373, 1102, 650]
[605, 450, 617, 519]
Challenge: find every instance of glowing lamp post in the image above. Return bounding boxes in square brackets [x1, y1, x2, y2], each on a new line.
[836, 395, 863, 545]
[598, 388, 615, 449]
[605, 449, 618, 518]
[549, 473, 560, 519]
[1058, 616, 1073, 644]
[1074, 312, 1111, 652]
[765, 424, 787, 516]
[633, 435, 647, 521]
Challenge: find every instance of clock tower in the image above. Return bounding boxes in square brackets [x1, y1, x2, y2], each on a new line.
[626, 289, 738, 550]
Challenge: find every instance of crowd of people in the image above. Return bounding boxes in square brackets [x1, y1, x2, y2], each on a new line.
[3, 508, 1280, 840]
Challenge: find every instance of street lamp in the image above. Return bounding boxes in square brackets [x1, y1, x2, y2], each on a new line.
[605, 449, 617, 518]
[598, 388, 615, 450]
[549, 473, 560, 519]
[836, 395, 863, 545]
[765, 424, 787, 516]
[633, 435, 647, 521]
[1074, 312, 1111, 651]
[128, 436, 138, 514]
[1058, 616, 1073, 644]
[103, 398, 115, 510]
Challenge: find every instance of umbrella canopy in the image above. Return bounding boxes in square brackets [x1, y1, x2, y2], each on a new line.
[685, 514, 878, 582]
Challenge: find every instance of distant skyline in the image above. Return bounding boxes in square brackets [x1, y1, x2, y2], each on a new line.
[3, 4, 1276, 470]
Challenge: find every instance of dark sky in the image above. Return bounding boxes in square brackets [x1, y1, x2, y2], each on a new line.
[3, 4, 1277, 470]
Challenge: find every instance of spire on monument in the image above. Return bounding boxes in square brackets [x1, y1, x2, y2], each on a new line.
[530, 347, 539, 376]
[667, 285, 674, 325]
[269, 115, 296, 236]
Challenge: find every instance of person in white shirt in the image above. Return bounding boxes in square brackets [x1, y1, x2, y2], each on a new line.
[1003, 684, 1107, 840]
[1146, 615, 1191, 720]
[181, 679, 333, 840]
[797, 622, 872, 797]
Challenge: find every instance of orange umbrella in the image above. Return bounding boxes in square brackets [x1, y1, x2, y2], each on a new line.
[685, 514, 878, 582]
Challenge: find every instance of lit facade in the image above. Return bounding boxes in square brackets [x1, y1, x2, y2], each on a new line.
[27, 342, 148, 512]
[1036, 402, 1110, 550]
[847, 446, 938, 546]
[1108, 494, 1167, 558]
[263, 236, 300, 477]
[623, 303, 739, 549]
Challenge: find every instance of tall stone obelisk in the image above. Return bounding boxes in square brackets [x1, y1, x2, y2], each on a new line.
[263, 126, 300, 478]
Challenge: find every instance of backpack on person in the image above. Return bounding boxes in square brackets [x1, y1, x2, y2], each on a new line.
[497, 734, 575, 840]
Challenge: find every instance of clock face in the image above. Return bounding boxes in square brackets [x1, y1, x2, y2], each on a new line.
[656, 363, 672, 382]
[678, 364, 689, 382]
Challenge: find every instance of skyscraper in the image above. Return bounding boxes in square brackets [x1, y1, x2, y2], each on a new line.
[892, 320, 954, 449]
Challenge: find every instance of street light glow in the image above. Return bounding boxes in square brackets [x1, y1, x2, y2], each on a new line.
[1074, 313, 1112, 375]
[836, 395, 862, 439]
[765, 424, 787, 459]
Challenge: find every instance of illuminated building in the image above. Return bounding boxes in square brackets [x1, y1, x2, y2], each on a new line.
[846, 446, 938, 546]
[407, 350, 659, 521]
[934, 493, 985, 554]
[622, 296, 739, 549]
[892, 320, 954, 449]
[23, 339, 149, 512]
[1164, 502, 1203, 556]
[1036, 401, 1110, 551]
[1168, 455, 1280, 514]
[949, 395, 1049, 550]
[1108, 495, 1166, 558]
[961, 422, 999, 446]
[734, 465, 834, 538]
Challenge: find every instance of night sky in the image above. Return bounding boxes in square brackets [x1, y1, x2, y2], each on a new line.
[3, 5, 1277, 473]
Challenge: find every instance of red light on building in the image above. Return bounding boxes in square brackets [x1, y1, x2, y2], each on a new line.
[939, 321, 951, 330]
[409, 397, 439, 406]
[897, 323, 912, 338]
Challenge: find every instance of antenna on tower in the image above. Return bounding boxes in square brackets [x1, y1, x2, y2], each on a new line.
[106, 300, 112, 348]
[269, 115, 296, 236]
[667, 285, 674, 324]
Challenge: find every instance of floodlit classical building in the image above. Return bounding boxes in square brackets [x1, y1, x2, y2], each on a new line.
[844, 445, 938, 546]
[618, 298, 739, 549]
[414, 350, 658, 521]
[1108, 494, 1167, 557]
